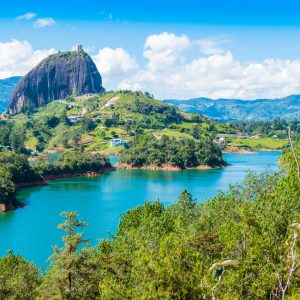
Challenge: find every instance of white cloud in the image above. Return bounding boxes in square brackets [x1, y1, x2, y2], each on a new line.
[93, 47, 137, 84]
[144, 32, 190, 70]
[196, 38, 225, 55]
[33, 17, 56, 28]
[0, 39, 57, 78]
[117, 33, 300, 99]
[16, 12, 37, 20]
[3, 33, 300, 100]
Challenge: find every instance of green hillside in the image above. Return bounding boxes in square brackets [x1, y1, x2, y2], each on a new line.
[1, 91, 232, 155]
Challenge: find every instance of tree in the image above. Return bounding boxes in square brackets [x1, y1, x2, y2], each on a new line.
[38, 212, 98, 299]
[191, 125, 201, 139]
[62, 136, 69, 148]
[178, 189, 196, 210]
[10, 131, 24, 154]
[99, 131, 106, 140]
[72, 133, 80, 150]
[0, 177, 15, 204]
[0, 251, 41, 300]
[103, 118, 113, 128]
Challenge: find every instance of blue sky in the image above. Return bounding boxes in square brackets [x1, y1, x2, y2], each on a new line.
[2, 0, 300, 25]
[1, 0, 300, 99]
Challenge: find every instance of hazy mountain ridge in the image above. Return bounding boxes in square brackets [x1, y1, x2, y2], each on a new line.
[163, 95, 300, 121]
[0, 77, 22, 113]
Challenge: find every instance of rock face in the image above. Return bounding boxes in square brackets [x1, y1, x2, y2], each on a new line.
[8, 50, 104, 114]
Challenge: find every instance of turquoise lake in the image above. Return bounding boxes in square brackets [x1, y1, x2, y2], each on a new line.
[0, 152, 281, 268]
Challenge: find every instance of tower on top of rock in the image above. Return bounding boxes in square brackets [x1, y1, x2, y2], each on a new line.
[77, 44, 83, 52]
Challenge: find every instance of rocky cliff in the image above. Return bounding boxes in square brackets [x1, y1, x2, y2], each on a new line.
[8, 50, 104, 114]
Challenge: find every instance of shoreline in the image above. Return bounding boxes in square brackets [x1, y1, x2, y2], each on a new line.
[1, 167, 115, 214]
[117, 163, 226, 171]
[0, 201, 26, 213]
[16, 167, 116, 190]
[223, 148, 282, 154]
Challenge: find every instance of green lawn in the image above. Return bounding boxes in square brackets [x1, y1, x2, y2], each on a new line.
[232, 138, 288, 149]
[154, 129, 193, 139]
[24, 136, 38, 150]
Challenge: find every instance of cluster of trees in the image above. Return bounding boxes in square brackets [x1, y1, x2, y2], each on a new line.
[33, 151, 111, 177]
[230, 118, 300, 138]
[0, 151, 111, 205]
[129, 98, 184, 125]
[0, 151, 41, 205]
[120, 134, 225, 168]
[1, 148, 300, 299]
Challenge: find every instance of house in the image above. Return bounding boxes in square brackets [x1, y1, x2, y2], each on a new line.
[110, 138, 126, 147]
[213, 137, 226, 149]
[250, 134, 262, 139]
[239, 133, 249, 139]
[68, 114, 82, 123]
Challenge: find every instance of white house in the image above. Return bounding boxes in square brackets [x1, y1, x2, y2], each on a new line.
[68, 114, 82, 123]
[213, 137, 226, 148]
[110, 138, 126, 147]
[250, 134, 262, 139]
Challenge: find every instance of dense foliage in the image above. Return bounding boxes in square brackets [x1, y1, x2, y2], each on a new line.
[0, 91, 224, 154]
[0, 148, 300, 299]
[230, 118, 300, 139]
[120, 134, 225, 168]
[0, 251, 41, 299]
[0, 151, 111, 205]
[33, 151, 111, 177]
[0, 151, 41, 204]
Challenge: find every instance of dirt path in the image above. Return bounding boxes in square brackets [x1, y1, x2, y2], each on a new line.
[101, 96, 120, 110]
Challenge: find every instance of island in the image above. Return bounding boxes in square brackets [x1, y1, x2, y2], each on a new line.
[119, 134, 226, 169]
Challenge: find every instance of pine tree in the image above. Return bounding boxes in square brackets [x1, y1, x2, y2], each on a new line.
[37, 211, 99, 299]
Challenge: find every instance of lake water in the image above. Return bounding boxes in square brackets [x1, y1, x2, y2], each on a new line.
[0, 152, 281, 268]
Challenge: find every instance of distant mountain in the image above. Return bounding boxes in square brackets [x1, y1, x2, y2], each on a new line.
[163, 95, 300, 121]
[0, 77, 21, 113]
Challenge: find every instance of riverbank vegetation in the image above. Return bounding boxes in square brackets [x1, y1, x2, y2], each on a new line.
[0, 147, 300, 299]
[0, 151, 111, 211]
[120, 134, 225, 168]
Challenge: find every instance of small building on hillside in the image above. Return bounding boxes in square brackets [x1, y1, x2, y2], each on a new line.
[250, 134, 262, 139]
[110, 138, 126, 147]
[213, 137, 226, 149]
[239, 133, 250, 139]
[68, 114, 82, 123]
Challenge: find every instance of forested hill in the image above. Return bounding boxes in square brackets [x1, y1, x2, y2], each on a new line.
[163, 94, 300, 121]
[0, 77, 21, 113]
[0, 91, 232, 154]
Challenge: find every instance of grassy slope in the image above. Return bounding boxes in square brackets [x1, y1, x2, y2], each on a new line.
[7, 91, 288, 154]
[231, 138, 288, 150]
[6, 91, 289, 154]
[7, 91, 227, 154]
